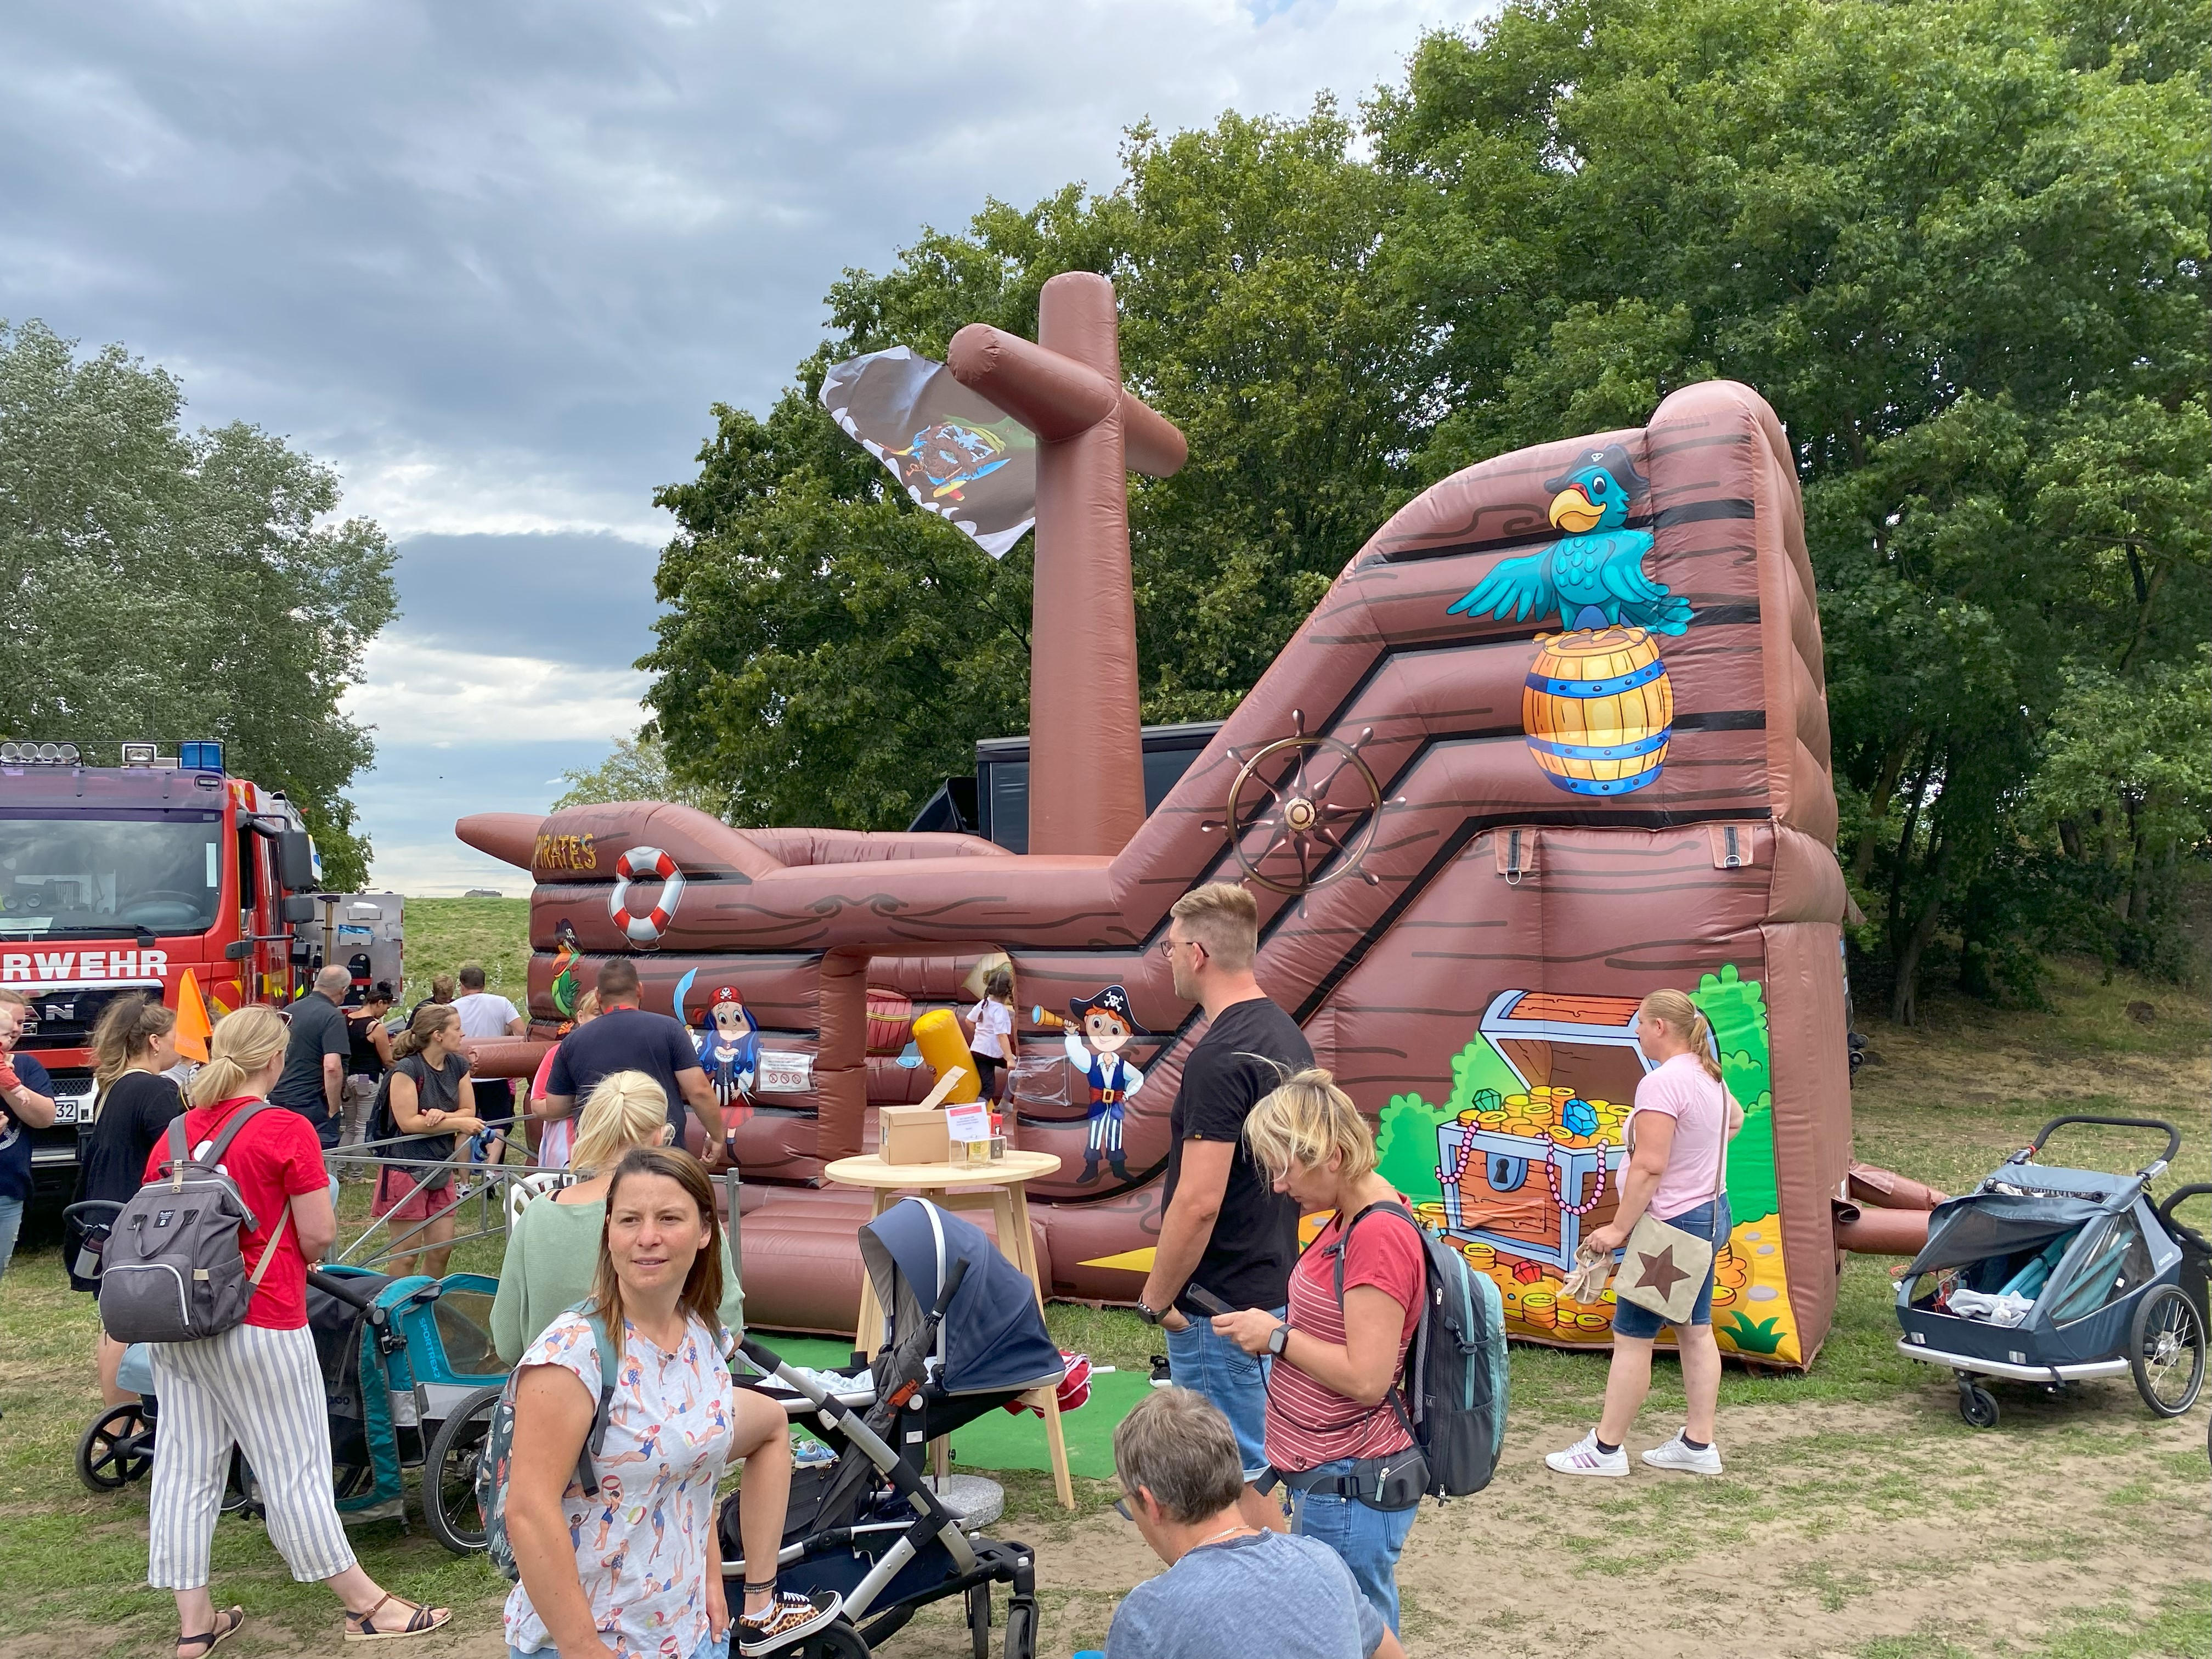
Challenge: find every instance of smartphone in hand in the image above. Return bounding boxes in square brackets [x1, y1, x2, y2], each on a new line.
[1181, 1283, 1234, 1318]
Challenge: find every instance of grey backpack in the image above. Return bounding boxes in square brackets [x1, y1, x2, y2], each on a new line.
[98, 1101, 294, 1344]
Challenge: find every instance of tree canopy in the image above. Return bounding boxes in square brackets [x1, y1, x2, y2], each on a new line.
[0, 320, 395, 888]
[645, 0, 2209, 1017]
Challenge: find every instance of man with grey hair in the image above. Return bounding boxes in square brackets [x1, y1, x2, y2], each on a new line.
[1102, 1388, 1402, 1659]
[271, 964, 356, 1149]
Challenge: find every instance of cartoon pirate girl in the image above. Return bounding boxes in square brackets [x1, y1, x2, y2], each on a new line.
[1063, 985, 1144, 1186]
[696, 985, 761, 1124]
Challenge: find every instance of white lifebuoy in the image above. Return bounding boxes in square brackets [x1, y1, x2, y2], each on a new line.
[608, 845, 685, 947]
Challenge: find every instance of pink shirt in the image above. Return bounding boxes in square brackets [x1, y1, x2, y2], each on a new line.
[1629, 1052, 1728, 1221]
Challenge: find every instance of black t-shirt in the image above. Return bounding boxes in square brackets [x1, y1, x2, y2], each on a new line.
[346, 1008, 390, 1079]
[271, 991, 351, 1111]
[376, 1053, 468, 1186]
[546, 1008, 702, 1136]
[1164, 996, 1314, 1314]
[69, 1069, 188, 1290]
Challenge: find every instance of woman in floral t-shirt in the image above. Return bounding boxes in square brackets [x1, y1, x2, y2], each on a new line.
[502, 1148, 836, 1658]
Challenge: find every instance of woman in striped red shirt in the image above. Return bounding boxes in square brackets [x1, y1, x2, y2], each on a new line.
[1209, 1070, 1424, 1638]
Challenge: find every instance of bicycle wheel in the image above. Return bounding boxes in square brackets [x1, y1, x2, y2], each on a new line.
[424, 1384, 505, 1553]
[2131, 1283, 2207, 1417]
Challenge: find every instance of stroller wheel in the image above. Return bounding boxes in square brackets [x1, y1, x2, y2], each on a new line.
[785, 1619, 869, 1658]
[425, 1384, 505, 1554]
[966, 1583, 992, 1659]
[1002, 1596, 1037, 1659]
[76, 1403, 154, 1491]
[1957, 1381, 2000, 1430]
[2130, 1284, 2207, 1417]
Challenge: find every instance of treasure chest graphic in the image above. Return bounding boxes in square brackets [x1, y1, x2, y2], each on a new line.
[1438, 992, 1654, 1271]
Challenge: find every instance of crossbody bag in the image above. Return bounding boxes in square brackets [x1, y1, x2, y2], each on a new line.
[1606, 1092, 1730, 1324]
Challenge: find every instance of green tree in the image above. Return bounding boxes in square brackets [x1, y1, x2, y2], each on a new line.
[0, 320, 395, 885]
[644, 105, 1415, 827]
[1368, 0, 2209, 1017]
[553, 729, 726, 814]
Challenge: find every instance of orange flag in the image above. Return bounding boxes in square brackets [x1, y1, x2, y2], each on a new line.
[175, 968, 213, 1063]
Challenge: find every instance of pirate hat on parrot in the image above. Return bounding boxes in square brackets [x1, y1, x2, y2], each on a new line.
[1068, 984, 1141, 1031]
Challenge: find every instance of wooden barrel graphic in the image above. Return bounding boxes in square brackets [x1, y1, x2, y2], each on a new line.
[1522, 627, 1674, 795]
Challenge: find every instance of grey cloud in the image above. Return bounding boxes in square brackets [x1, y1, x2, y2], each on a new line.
[391, 531, 662, 669]
[3, 1, 1467, 534]
[4, 0, 1476, 890]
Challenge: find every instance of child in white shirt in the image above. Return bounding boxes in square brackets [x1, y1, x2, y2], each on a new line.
[963, 964, 1017, 1104]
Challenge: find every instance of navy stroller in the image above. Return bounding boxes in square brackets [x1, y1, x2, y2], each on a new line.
[1897, 1115, 2208, 1427]
[725, 1198, 1066, 1658]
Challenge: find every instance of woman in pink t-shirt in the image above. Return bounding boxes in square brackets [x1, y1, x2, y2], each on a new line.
[1546, 989, 1743, 1481]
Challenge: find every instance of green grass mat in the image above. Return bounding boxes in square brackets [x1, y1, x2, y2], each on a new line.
[747, 1333, 1145, 1481]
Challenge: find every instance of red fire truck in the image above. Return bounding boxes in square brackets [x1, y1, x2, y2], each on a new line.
[0, 738, 330, 1204]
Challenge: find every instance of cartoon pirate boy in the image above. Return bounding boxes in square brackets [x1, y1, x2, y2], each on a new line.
[1063, 985, 1144, 1186]
[696, 985, 761, 1123]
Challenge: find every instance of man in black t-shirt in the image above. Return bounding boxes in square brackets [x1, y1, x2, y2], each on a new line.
[270, 965, 354, 1148]
[539, 958, 728, 1164]
[1137, 882, 1312, 1527]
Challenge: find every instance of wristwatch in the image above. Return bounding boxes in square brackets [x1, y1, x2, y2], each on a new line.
[1133, 1299, 1164, 1326]
[1266, 1323, 1290, 1357]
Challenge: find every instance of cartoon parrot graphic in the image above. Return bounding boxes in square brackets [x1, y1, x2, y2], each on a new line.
[548, 918, 583, 1019]
[1447, 444, 1692, 635]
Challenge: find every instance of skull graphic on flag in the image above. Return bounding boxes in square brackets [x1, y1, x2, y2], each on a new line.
[820, 346, 1039, 558]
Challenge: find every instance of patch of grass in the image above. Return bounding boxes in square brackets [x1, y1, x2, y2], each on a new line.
[1858, 1636, 1975, 1659]
[2032, 1583, 2212, 1659]
[1790, 1559, 1875, 1613]
[397, 895, 531, 1007]
[1043, 1302, 1156, 1375]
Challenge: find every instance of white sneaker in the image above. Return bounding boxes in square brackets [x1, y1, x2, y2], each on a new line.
[1640, 1431, 1723, 1475]
[1544, 1430, 1630, 1477]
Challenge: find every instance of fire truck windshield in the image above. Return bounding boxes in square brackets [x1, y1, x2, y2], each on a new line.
[0, 811, 224, 936]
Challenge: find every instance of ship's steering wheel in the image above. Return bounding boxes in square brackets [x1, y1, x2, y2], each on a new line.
[1217, 710, 1386, 896]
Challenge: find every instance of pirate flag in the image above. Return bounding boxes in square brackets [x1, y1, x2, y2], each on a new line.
[819, 346, 1038, 558]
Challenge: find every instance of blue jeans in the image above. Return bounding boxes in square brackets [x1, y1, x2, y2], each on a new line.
[1289, 1460, 1417, 1634]
[0, 1195, 24, 1281]
[1283, 1469, 1415, 1637]
[1611, 1197, 1731, 1340]
[1165, 1306, 1282, 1483]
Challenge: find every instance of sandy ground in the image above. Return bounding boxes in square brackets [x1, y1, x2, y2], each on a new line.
[994, 1397, 2210, 1659]
[83, 1390, 2174, 1659]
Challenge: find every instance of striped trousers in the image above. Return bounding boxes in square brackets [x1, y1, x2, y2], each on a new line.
[147, 1323, 357, 1590]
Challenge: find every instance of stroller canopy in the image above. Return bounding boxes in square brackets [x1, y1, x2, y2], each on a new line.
[859, 1199, 1064, 1397]
[1908, 1192, 2108, 1277]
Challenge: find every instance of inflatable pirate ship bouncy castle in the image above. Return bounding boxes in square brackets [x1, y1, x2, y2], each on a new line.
[459, 272, 1933, 1365]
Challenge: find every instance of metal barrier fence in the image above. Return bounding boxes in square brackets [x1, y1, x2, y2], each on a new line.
[321, 1132, 744, 1278]
[323, 1131, 546, 1270]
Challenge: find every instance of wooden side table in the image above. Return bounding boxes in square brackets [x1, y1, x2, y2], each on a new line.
[822, 1150, 1074, 1509]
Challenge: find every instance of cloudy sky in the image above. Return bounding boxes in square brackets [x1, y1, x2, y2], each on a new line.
[4, 0, 1479, 893]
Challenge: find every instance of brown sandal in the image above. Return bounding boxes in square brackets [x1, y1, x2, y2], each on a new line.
[343, 1594, 451, 1643]
[178, 1606, 245, 1658]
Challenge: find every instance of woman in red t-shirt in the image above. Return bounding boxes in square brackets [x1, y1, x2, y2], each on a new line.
[1210, 1068, 1424, 1638]
[142, 1005, 450, 1657]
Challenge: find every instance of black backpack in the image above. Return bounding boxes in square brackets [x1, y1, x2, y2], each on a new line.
[1331, 1200, 1509, 1499]
[99, 1102, 293, 1344]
